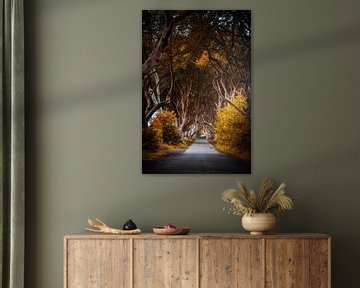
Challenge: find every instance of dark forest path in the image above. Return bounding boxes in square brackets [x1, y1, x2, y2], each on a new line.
[143, 138, 250, 174]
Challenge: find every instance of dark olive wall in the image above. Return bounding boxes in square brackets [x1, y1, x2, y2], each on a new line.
[25, 0, 360, 287]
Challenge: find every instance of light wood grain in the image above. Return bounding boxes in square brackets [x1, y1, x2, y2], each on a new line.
[265, 239, 310, 288]
[65, 233, 330, 240]
[133, 239, 198, 288]
[64, 233, 331, 288]
[200, 239, 263, 288]
[66, 239, 131, 288]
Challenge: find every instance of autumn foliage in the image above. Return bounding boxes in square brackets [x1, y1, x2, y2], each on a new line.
[142, 126, 161, 151]
[151, 110, 182, 144]
[143, 110, 182, 154]
[142, 11, 251, 168]
[214, 92, 251, 162]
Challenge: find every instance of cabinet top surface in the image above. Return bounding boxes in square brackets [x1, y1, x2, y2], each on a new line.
[64, 232, 330, 240]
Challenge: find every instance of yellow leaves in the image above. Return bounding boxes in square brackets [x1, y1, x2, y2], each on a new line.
[194, 50, 229, 68]
[215, 92, 248, 140]
[214, 92, 250, 162]
[194, 51, 209, 67]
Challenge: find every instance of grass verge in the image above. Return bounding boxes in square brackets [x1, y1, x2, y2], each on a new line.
[143, 138, 194, 160]
[212, 143, 251, 165]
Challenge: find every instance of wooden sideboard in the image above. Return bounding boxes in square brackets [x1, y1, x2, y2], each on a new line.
[64, 233, 330, 288]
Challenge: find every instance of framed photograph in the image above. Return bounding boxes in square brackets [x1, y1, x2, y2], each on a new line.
[142, 10, 251, 174]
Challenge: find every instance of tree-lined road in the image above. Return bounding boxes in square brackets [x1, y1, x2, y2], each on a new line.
[143, 138, 250, 174]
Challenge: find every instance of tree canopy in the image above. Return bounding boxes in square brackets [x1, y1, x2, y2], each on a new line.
[142, 10, 251, 161]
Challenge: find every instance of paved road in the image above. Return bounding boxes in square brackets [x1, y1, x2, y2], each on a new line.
[143, 138, 251, 174]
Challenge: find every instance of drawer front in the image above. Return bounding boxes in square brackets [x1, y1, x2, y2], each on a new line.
[200, 239, 264, 288]
[65, 239, 131, 288]
[134, 239, 198, 288]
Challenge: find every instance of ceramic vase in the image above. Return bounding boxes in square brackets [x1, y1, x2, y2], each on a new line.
[242, 213, 276, 235]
